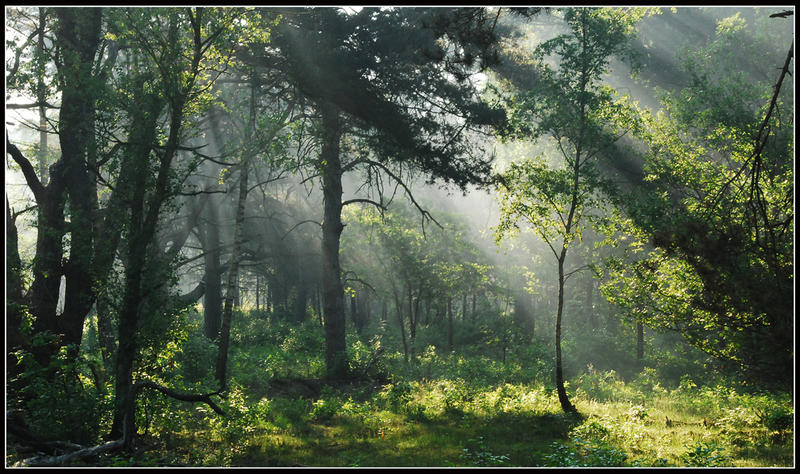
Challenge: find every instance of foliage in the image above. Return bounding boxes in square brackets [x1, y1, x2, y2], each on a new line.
[682, 441, 731, 467]
[604, 9, 793, 388]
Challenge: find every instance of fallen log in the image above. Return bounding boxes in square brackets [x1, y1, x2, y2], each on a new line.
[14, 439, 124, 467]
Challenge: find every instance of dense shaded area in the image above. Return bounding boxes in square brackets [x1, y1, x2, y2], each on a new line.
[5, 6, 794, 467]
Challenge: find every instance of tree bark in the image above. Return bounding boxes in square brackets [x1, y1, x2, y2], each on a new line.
[319, 103, 348, 379]
[55, 8, 104, 360]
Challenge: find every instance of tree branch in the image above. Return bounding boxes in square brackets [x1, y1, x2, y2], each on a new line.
[6, 137, 45, 202]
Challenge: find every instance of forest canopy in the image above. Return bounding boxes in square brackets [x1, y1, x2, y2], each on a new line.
[5, 6, 794, 467]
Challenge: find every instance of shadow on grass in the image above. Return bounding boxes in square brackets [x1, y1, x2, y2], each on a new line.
[237, 407, 584, 467]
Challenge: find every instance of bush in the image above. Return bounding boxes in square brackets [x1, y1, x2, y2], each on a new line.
[682, 441, 731, 467]
[544, 438, 628, 467]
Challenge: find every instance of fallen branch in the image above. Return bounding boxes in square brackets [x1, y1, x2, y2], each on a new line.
[14, 439, 124, 467]
[9, 381, 226, 466]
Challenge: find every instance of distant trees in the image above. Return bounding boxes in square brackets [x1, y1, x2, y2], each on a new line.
[341, 201, 503, 361]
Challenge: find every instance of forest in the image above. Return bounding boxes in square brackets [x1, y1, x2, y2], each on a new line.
[4, 6, 794, 467]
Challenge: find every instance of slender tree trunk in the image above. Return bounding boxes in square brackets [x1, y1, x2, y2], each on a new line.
[36, 8, 49, 186]
[394, 292, 409, 363]
[586, 273, 596, 331]
[96, 298, 115, 368]
[471, 292, 477, 321]
[555, 256, 577, 414]
[216, 76, 256, 389]
[447, 297, 454, 352]
[636, 322, 644, 364]
[6, 198, 26, 389]
[109, 81, 164, 441]
[200, 201, 223, 339]
[294, 281, 308, 325]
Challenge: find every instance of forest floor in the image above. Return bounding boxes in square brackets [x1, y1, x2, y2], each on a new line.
[8, 316, 793, 467]
[94, 316, 794, 468]
[129, 378, 792, 468]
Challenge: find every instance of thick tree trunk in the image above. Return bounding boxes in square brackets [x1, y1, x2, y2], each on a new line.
[55, 8, 103, 360]
[28, 159, 67, 368]
[319, 104, 348, 379]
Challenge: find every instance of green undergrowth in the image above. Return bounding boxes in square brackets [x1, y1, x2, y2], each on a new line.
[10, 312, 792, 467]
[115, 314, 793, 467]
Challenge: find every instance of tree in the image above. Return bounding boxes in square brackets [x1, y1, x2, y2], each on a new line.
[602, 10, 794, 388]
[494, 7, 654, 413]
[105, 6, 265, 443]
[241, 7, 505, 378]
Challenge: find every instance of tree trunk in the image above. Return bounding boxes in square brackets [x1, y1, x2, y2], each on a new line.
[394, 292, 409, 363]
[6, 198, 27, 389]
[35, 8, 49, 186]
[55, 8, 103, 360]
[319, 104, 348, 379]
[636, 321, 644, 364]
[111, 76, 182, 442]
[294, 281, 308, 325]
[95, 298, 116, 369]
[216, 76, 256, 389]
[586, 272, 596, 331]
[471, 292, 477, 321]
[447, 297, 454, 352]
[200, 202, 223, 340]
[555, 256, 577, 414]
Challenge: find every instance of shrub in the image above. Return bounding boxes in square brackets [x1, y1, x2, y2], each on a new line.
[682, 441, 731, 467]
[544, 438, 628, 467]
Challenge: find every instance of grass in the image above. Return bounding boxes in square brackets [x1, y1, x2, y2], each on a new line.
[125, 368, 791, 467]
[13, 315, 790, 467]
